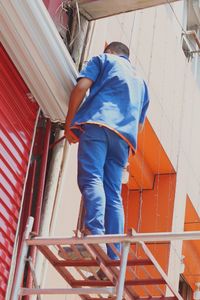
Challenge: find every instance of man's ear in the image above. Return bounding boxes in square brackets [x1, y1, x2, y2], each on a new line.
[107, 49, 118, 55]
[104, 48, 111, 54]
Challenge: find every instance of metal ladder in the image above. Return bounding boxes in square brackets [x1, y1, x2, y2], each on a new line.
[11, 216, 188, 300]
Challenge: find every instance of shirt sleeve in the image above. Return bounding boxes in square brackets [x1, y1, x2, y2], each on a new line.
[139, 80, 150, 124]
[77, 56, 101, 82]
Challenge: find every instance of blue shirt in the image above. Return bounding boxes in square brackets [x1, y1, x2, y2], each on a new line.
[71, 53, 149, 151]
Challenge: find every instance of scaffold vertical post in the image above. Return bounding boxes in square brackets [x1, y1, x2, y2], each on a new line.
[116, 241, 130, 300]
[11, 217, 34, 300]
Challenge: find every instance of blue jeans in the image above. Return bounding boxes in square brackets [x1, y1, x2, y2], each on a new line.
[78, 124, 129, 259]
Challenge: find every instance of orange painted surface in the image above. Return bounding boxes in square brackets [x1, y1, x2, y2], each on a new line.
[183, 196, 200, 290]
[122, 174, 176, 296]
[129, 119, 175, 190]
[123, 174, 176, 235]
[122, 119, 177, 296]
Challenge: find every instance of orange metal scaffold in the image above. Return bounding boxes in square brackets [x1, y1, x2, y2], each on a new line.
[12, 217, 200, 300]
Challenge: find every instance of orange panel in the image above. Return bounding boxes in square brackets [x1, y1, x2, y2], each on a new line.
[124, 174, 176, 233]
[185, 195, 200, 225]
[129, 150, 154, 190]
[182, 242, 200, 290]
[128, 119, 175, 190]
[122, 118, 177, 296]
[182, 196, 200, 290]
[137, 119, 175, 174]
[123, 174, 176, 278]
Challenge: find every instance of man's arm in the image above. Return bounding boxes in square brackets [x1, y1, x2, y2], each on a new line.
[65, 78, 93, 144]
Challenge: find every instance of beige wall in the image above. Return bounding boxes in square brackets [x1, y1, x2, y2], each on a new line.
[41, 1, 200, 297]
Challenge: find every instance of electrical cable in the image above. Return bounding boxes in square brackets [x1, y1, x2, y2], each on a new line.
[69, 0, 81, 47]
[129, 14, 135, 49]
[166, 0, 186, 34]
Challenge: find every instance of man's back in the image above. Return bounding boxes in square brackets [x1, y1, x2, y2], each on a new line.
[71, 53, 149, 151]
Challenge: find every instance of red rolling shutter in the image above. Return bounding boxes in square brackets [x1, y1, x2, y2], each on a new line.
[0, 44, 39, 298]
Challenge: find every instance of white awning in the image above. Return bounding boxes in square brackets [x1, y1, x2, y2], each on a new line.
[0, 0, 78, 123]
[77, 0, 180, 21]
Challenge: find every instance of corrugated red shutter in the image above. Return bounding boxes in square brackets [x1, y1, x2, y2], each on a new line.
[0, 44, 39, 298]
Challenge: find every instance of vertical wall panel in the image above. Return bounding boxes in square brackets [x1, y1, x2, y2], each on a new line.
[0, 44, 39, 298]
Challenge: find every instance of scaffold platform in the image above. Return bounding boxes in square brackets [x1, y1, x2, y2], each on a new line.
[12, 217, 200, 300]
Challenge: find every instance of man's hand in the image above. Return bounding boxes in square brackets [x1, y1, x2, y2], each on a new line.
[64, 125, 79, 144]
[64, 78, 93, 144]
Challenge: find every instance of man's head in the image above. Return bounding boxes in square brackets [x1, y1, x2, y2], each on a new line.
[104, 42, 130, 58]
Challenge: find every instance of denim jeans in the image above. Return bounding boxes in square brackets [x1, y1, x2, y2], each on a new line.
[77, 124, 129, 259]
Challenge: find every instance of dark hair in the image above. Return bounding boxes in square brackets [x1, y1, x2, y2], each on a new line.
[104, 41, 130, 57]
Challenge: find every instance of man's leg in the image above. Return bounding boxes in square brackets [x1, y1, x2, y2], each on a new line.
[78, 125, 107, 235]
[104, 130, 129, 260]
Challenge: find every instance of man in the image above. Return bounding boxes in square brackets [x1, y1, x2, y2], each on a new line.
[65, 42, 149, 260]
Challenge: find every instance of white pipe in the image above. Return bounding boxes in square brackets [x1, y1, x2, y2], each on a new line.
[116, 242, 130, 300]
[27, 231, 200, 246]
[38, 139, 72, 291]
[34, 130, 66, 292]
[20, 287, 115, 295]
[48, 142, 71, 236]
[11, 217, 34, 300]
